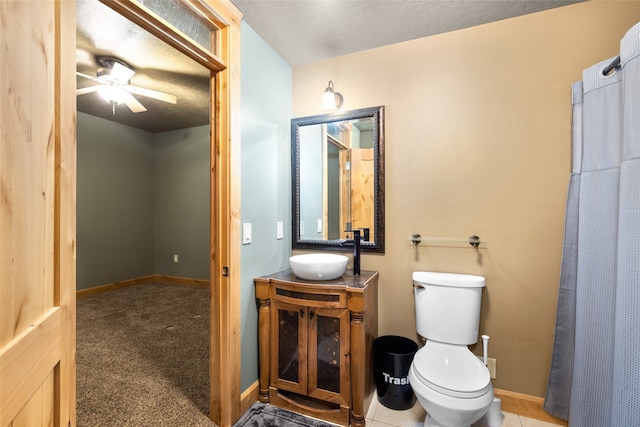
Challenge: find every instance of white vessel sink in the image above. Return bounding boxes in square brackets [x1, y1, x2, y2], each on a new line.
[289, 254, 348, 281]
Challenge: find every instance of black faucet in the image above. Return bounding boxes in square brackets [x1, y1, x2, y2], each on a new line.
[340, 229, 361, 275]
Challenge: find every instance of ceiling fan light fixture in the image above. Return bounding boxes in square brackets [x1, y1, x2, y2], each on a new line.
[77, 56, 175, 115]
[98, 85, 128, 104]
[96, 58, 135, 85]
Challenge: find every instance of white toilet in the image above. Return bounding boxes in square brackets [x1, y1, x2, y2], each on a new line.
[408, 272, 493, 427]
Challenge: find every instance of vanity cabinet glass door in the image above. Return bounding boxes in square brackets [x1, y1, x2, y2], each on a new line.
[271, 300, 350, 406]
[271, 300, 308, 395]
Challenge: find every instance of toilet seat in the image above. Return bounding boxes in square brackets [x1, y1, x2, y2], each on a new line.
[412, 341, 491, 399]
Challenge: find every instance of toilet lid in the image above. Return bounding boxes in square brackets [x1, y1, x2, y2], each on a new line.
[413, 341, 491, 398]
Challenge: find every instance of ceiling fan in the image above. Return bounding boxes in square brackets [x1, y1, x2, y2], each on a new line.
[76, 57, 177, 114]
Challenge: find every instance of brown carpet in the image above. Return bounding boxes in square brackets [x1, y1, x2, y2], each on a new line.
[76, 282, 215, 426]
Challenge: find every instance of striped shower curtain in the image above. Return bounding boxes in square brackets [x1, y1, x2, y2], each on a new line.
[544, 22, 640, 426]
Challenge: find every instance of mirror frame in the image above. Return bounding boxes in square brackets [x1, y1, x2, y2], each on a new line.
[291, 105, 385, 253]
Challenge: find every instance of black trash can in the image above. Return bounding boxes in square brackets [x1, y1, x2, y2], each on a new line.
[373, 335, 419, 410]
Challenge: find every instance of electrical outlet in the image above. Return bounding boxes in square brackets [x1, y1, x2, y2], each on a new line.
[487, 358, 496, 379]
[477, 356, 497, 379]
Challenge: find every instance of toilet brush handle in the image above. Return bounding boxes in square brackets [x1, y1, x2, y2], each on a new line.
[482, 335, 490, 366]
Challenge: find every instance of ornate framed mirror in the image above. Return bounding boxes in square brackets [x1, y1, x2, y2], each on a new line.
[291, 106, 385, 253]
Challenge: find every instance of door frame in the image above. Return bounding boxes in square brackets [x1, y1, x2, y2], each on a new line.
[91, 1, 242, 425]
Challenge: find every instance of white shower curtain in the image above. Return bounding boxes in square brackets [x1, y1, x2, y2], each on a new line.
[544, 22, 640, 426]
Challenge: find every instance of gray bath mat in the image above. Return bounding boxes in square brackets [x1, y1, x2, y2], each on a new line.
[233, 402, 337, 427]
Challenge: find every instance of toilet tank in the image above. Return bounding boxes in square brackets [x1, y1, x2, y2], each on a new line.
[413, 272, 485, 345]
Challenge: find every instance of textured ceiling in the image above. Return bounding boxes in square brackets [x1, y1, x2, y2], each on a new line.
[77, 0, 582, 133]
[76, 0, 210, 133]
[231, 0, 583, 66]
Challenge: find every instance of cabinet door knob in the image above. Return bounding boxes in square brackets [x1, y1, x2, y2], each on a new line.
[309, 310, 314, 320]
[299, 309, 304, 318]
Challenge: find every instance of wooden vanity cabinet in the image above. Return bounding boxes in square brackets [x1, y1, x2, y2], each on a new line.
[272, 301, 350, 406]
[255, 269, 378, 427]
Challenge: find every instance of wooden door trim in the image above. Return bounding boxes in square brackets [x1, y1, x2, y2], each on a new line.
[103, 0, 226, 72]
[210, 3, 242, 424]
[56, 1, 78, 424]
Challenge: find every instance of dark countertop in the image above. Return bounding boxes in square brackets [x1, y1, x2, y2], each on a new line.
[255, 268, 378, 290]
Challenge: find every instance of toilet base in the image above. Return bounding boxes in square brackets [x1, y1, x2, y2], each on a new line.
[419, 400, 503, 427]
[409, 361, 493, 427]
[471, 397, 504, 427]
[423, 413, 457, 427]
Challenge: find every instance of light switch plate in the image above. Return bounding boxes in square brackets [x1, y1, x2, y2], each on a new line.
[243, 223, 252, 244]
[276, 221, 284, 240]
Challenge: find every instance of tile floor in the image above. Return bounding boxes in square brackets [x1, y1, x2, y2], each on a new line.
[364, 396, 564, 427]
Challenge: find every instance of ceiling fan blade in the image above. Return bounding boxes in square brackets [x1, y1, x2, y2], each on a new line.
[126, 85, 177, 104]
[111, 62, 136, 82]
[76, 71, 100, 81]
[121, 91, 147, 113]
[76, 86, 100, 96]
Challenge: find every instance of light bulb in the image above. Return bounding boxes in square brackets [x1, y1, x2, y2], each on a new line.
[322, 80, 338, 110]
[98, 85, 127, 104]
[322, 90, 337, 109]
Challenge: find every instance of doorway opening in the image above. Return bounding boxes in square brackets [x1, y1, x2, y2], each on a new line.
[75, 0, 215, 423]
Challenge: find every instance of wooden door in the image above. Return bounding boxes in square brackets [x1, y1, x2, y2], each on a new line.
[1, 1, 244, 426]
[0, 1, 76, 426]
[349, 148, 375, 241]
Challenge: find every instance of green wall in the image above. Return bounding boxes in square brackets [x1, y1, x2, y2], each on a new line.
[77, 112, 210, 289]
[77, 112, 155, 288]
[154, 127, 210, 278]
[240, 21, 292, 391]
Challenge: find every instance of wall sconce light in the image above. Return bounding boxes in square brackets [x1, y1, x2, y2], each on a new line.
[322, 80, 343, 110]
